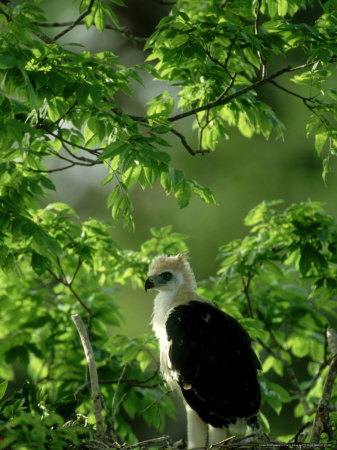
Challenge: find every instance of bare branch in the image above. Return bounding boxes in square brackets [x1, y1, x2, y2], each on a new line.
[311, 328, 337, 444]
[32, 20, 147, 44]
[29, 163, 76, 173]
[270, 80, 314, 102]
[53, 0, 95, 42]
[170, 128, 210, 156]
[72, 314, 105, 442]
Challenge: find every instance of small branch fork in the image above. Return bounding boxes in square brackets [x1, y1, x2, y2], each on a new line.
[48, 258, 93, 337]
[170, 128, 210, 156]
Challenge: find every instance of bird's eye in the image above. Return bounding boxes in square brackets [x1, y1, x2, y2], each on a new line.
[161, 272, 173, 281]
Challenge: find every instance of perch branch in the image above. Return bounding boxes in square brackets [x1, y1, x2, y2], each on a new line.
[119, 435, 172, 449]
[310, 328, 337, 444]
[72, 314, 105, 442]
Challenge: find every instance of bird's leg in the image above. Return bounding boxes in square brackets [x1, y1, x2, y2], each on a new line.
[185, 404, 208, 449]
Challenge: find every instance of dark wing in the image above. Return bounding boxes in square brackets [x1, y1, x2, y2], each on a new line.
[166, 301, 261, 428]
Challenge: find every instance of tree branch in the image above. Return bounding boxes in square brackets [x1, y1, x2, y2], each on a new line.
[32, 20, 147, 44]
[168, 61, 319, 123]
[29, 163, 76, 173]
[48, 130, 102, 155]
[170, 128, 210, 155]
[53, 0, 95, 42]
[72, 314, 105, 442]
[311, 327, 337, 444]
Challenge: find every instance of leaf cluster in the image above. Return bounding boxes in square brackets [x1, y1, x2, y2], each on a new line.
[199, 200, 337, 435]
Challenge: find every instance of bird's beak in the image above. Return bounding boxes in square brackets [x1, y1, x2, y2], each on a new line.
[145, 277, 155, 292]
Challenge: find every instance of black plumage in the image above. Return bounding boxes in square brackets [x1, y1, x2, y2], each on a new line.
[166, 300, 261, 428]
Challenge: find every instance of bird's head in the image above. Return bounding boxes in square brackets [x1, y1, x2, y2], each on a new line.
[145, 253, 196, 294]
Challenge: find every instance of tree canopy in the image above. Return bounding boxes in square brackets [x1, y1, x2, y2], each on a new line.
[1, 0, 337, 448]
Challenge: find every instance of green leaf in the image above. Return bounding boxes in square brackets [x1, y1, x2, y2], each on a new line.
[315, 133, 328, 156]
[0, 55, 17, 69]
[95, 7, 106, 32]
[299, 243, 327, 275]
[189, 179, 217, 205]
[277, 0, 288, 17]
[111, 0, 126, 6]
[123, 164, 142, 188]
[160, 171, 172, 194]
[327, 89, 337, 101]
[174, 179, 192, 208]
[0, 380, 8, 400]
[169, 168, 184, 185]
[147, 91, 174, 119]
[99, 142, 131, 159]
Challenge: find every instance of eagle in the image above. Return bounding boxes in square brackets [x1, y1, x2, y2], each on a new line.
[145, 253, 261, 449]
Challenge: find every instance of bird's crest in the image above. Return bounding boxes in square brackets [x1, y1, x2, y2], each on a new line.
[148, 253, 197, 290]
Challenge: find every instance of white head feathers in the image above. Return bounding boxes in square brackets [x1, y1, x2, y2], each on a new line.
[147, 253, 197, 291]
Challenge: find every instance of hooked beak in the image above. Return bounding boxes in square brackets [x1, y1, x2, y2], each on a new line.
[145, 277, 155, 292]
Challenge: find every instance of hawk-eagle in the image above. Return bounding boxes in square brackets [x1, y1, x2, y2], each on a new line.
[145, 253, 261, 448]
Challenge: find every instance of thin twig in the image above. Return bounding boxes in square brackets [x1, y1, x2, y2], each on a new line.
[29, 164, 76, 173]
[32, 20, 147, 44]
[170, 128, 210, 155]
[269, 80, 314, 102]
[69, 259, 83, 286]
[75, 371, 161, 396]
[48, 130, 102, 155]
[53, 0, 95, 42]
[119, 435, 172, 449]
[61, 139, 99, 165]
[72, 314, 105, 442]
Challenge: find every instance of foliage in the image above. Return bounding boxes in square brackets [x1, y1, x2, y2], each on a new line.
[0, 0, 337, 447]
[200, 200, 337, 432]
